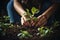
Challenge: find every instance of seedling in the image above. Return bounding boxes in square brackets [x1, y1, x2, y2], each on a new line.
[24, 7, 39, 21]
[37, 27, 53, 37]
[17, 30, 32, 38]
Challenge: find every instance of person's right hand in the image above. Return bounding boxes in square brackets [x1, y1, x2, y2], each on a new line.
[21, 16, 35, 27]
[21, 16, 31, 26]
[29, 15, 47, 27]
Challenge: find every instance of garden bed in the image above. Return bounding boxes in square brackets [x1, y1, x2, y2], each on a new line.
[0, 20, 60, 40]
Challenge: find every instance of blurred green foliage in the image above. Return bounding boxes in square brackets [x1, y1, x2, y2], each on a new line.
[37, 27, 52, 37]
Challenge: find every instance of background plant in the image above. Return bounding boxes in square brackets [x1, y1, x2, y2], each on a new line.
[0, 16, 14, 36]
[17, 30, 32, 38]
[37, 27, 53, 37]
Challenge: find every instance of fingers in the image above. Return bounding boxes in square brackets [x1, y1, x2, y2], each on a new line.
[21, 17, 24, 25]
[36, 16, 44, 26]
[23, 21, 31, 27]
[36, 16, 47, 27]
[21, 17, 28, 26]
[31, 20, 34, 26]
[37, 15, 42, 19]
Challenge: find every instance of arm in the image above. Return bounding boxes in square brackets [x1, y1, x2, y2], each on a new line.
[36, 3, 59, 26]
[14, 0, 26, 17]
[38, 3, 58, 19]
[14, 0, 31, 25]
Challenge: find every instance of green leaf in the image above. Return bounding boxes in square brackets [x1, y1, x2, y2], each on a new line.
[31, 7, 39, 15]
[38, 27, 52, 37]
[17, 33, 22, 37]
[26, 18, 31, 21]
[20, 30, 30, 35]
[18, 30, 32, 38]
[33, 17, 38, 21]
[20, 34, 26, 38]
[22, 31, 29, 35]
[53, 21, 60, 27]
[26, 9, 30, 13]
[3, 16, 10, 20]
[26, 9, 32, 18]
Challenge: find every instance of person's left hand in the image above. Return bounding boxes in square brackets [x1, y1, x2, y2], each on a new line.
[30, 15, 47, 27]
[35, 15, 47, 27]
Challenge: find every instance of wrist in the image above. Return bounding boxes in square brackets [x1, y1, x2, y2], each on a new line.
[42, 14, 48, 20]
[22, 15, 27, 21]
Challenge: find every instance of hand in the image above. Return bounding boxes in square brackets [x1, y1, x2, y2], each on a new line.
[21, 15, 47, 27]
[21, 16, 31, 27]
[35, 15, 47, 27]
[21, 16, 35, 27]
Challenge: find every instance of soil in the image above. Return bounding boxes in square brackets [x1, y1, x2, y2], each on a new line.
[0, 24, 60, 40]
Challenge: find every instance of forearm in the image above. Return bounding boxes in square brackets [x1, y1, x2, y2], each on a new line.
[14, 0, 26, 17]
[38, 3, 58, 19]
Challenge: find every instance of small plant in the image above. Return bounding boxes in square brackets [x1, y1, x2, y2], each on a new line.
[24, 7, 39, 21]
[3, 16, 10, 21]
[53, 21, 60, 27]
[17, 30, 32, 38]
[37, 27, 53, 37]
[0, 16, 14, 36]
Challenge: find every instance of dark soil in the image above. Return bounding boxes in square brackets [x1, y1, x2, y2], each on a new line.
[0, 25, 60, 40]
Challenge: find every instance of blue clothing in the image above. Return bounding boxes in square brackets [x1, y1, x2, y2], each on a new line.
[0, 0, 2, 13]
[7, 0, 21, 23]
[7, 0, 56, 25]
